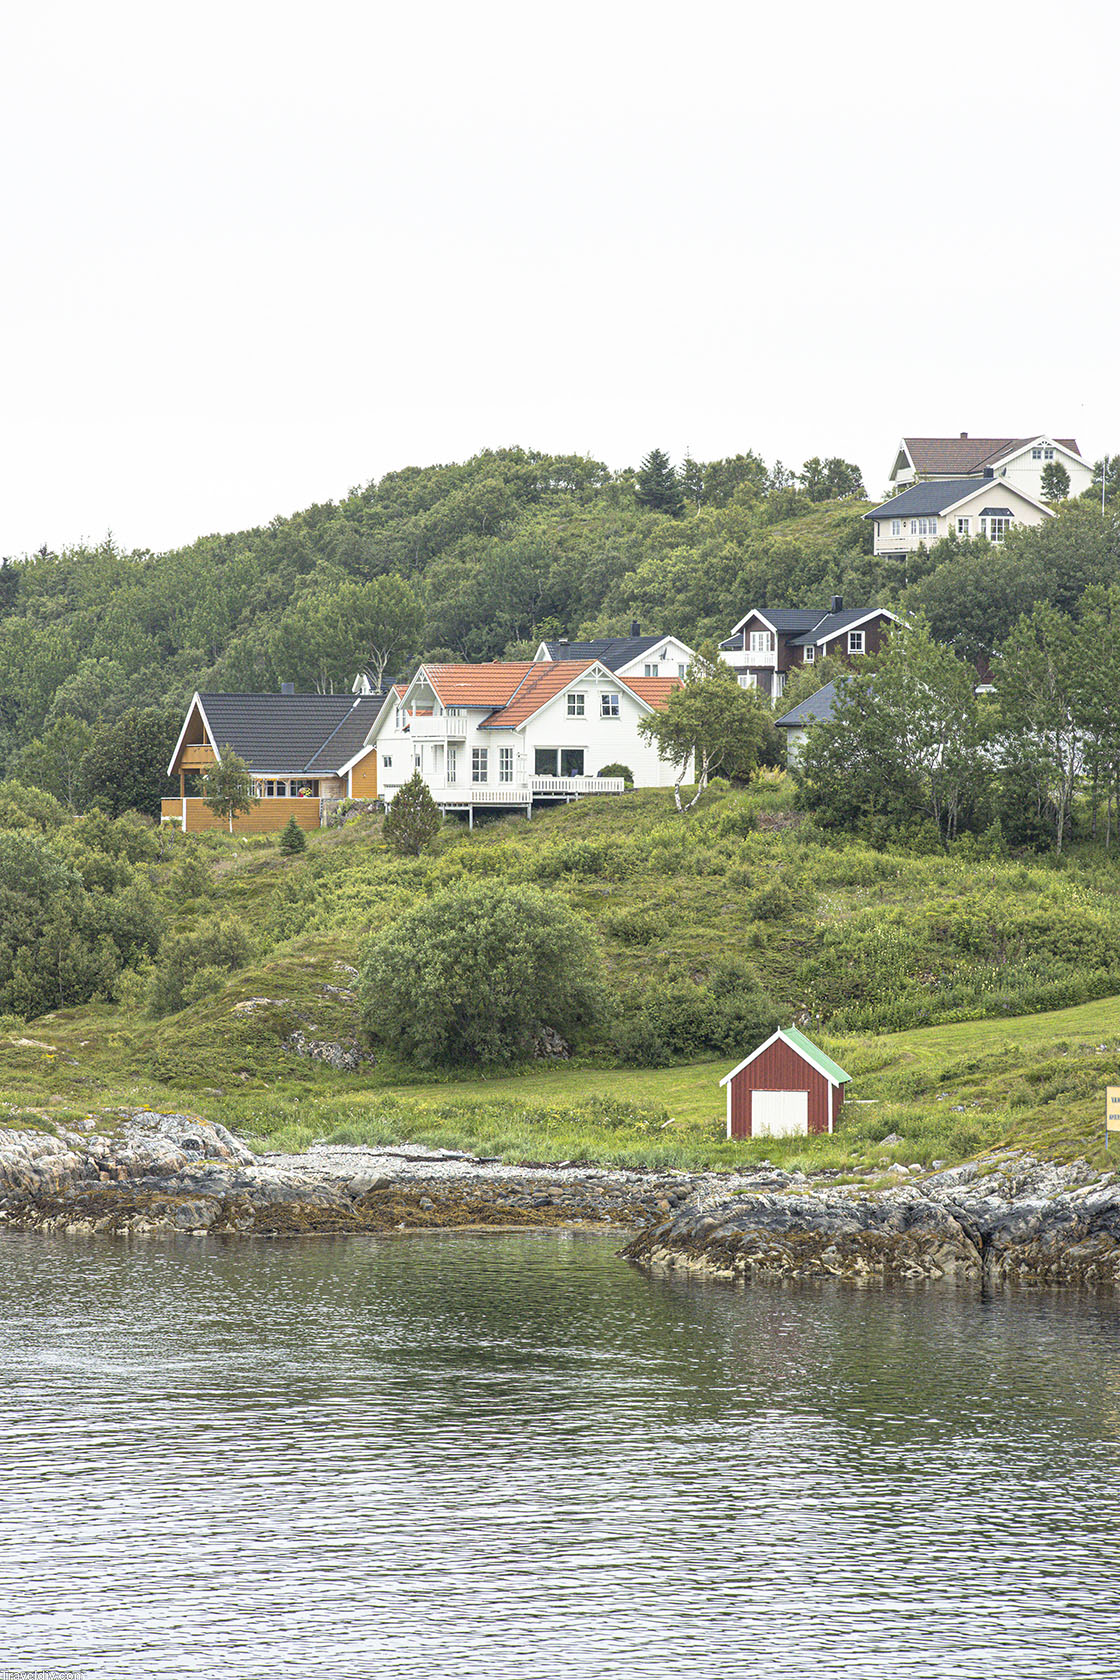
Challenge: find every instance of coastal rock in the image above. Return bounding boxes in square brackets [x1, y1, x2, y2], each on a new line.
[623, 1153, 1120, 1289]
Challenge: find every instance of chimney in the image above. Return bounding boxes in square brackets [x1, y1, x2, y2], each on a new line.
[558, 636, 568, 646]
[280, 681, 295, 695]
[960, 431, 968, 439]
[830, 594, 843, 614]
[630, 620, 641, 637]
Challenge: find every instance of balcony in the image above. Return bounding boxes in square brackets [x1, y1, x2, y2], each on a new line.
[408, 712, 468, 741]
[720, 647, 775, 670]
[394, 775, 626, 811]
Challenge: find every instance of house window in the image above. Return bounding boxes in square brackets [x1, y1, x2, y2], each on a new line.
[848, 630, 865, 654]
[414, 752, 422, 770]
[471, 748, 488, 782]
[499, 747, 514, 783]
[891, 519, 901, 537]
[748, 630, 773, 652]
[1044, 447, 1055, 460]
[678, 663, 688, 677]
[738, 674, 757, 689]
[535, 748, 558, 776]
[447, 747, 457, 784]
[643, 664, 658, 677]
[561, 749, 585, 777]
[446, 706, 463, 717]
[381, 756, 391, 770]
[982, 516, 1012, 543]
[957, 517, 970, 536]
[804, 645, 815, 664]
[913, 517, 937, 537]
[567, 692, 585, 716]
[601, 693, 620, 717]
[1032, 447, 1042, 460]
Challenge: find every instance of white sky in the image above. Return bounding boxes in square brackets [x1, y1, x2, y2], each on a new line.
[2, 0, 1117, 557]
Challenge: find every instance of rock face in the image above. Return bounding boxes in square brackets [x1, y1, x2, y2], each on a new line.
[623, 1154, 1120, 1289]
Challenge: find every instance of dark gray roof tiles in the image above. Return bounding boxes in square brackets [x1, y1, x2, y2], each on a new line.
[864, 479, 994, 520]
[196, 693, 385, 775]
[789, 609, 884, 646]
[775, 681, 838, 728]
[540, 636, 662, 669]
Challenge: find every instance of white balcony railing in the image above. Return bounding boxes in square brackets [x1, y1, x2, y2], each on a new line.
[408, 713, 468, 740]
[720, 648, 775, 669]
[531, 775, 625, 796]
[392, 775, 627, 807]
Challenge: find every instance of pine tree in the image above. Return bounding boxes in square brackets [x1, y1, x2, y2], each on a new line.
[278, 815, 306, 855]
[635, 449, 684, 517]
[382, 770, 441, 856]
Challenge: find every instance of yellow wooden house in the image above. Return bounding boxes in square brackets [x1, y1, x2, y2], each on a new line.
[165, 690, 383, 834]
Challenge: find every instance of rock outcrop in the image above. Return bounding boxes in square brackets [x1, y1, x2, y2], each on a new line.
[623, 1152, 1120, 1289]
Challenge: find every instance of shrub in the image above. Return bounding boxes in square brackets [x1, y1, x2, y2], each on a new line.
[382, 771, 440, 857]
[359, 879, 603, 1068]
[278, 816, 307, 856]
[599, 762, 634, 787]
[149, 917, 252, 1017]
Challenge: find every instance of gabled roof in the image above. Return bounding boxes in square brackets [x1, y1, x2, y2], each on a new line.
[790, 608, 898, 647]
[422, 663, 537, 708]
[900, 435, 1081, 475]
[538, 635, 663, 669]
[719, 1026, 851, 1089]
[478, 662, 681, 728]
[865, 478, 1053, 521]
[170, 692, 386, 777]
[728, 607, 833, 638]
[775, 681, 838, 728]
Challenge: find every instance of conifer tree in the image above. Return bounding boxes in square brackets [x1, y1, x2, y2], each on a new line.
[635, 449, 684, 517]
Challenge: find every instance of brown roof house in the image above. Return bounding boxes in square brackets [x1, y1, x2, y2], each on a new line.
[887, 433, 1090, 501]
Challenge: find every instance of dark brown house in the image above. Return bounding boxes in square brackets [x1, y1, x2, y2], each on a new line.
[718, 598, 900, 700]
[720, 1027, 851, 1140]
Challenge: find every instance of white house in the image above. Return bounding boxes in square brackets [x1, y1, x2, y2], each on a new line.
[864, 476, 1055, 559]
[369, 658, 687, 821]
[534, 629, 695, 679]
[887, 434, 1091, 502]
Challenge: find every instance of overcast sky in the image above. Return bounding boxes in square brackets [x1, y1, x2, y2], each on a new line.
[2, 0, 1116, 557]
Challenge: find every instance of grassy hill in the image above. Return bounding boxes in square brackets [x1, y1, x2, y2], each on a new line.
[2, 778, 1119, 1174]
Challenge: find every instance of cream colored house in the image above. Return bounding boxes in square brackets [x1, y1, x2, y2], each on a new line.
[865, 477, 1054, 559]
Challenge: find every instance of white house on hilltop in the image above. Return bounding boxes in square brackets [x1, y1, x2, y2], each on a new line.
[887, 434, 1091, 502]
[370, 658, 688, 822]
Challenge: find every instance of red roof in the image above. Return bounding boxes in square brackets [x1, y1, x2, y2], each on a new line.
[419, 660, 682, 728]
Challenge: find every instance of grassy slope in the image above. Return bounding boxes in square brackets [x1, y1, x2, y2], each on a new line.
[2, 785, 1119, 1173]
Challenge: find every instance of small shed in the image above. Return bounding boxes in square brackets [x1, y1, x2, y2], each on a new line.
[720, 1027, 851, 1140]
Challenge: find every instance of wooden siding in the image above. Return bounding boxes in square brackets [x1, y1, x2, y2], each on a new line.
[178, 742, 217, 770]
[728, 1037, 833, 1139]
[349, 752, 378, 798]
[160, 797, 322, 835]
[817, 616, 890, 662]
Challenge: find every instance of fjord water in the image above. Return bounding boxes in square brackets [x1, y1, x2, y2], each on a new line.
[2, 1233, 1118, 1679]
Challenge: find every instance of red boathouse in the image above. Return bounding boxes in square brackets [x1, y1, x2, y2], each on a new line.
[720, 1027, 851, 1140]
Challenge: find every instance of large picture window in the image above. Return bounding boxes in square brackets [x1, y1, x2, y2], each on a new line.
[535, 748, 558, 776]
[560, 749, 584, 777]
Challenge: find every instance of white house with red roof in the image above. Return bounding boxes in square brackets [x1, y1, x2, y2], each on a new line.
[368, 658, 687, 820]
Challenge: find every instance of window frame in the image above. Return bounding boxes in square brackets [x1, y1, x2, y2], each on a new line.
[600, 692, 620, 718]
[848, 629, 865, 654]
[566, 692, 585, 717]
[498, 746, 514, 784]
[471, 748, 488, 783]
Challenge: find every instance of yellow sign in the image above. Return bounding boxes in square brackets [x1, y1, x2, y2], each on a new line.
[1108, 1087, 1120, 1133]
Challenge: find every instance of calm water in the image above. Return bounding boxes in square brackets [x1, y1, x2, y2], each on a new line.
[1, 1231, 1118, 1679]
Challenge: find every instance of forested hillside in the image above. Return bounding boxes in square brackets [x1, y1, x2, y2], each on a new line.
[1, 444, 1117, 813]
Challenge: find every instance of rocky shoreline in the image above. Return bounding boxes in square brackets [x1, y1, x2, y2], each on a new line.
[0, 1113, 708, 1239]
[3, 1114, 1119, 1287]
[623, 1153, 1120, 1289]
